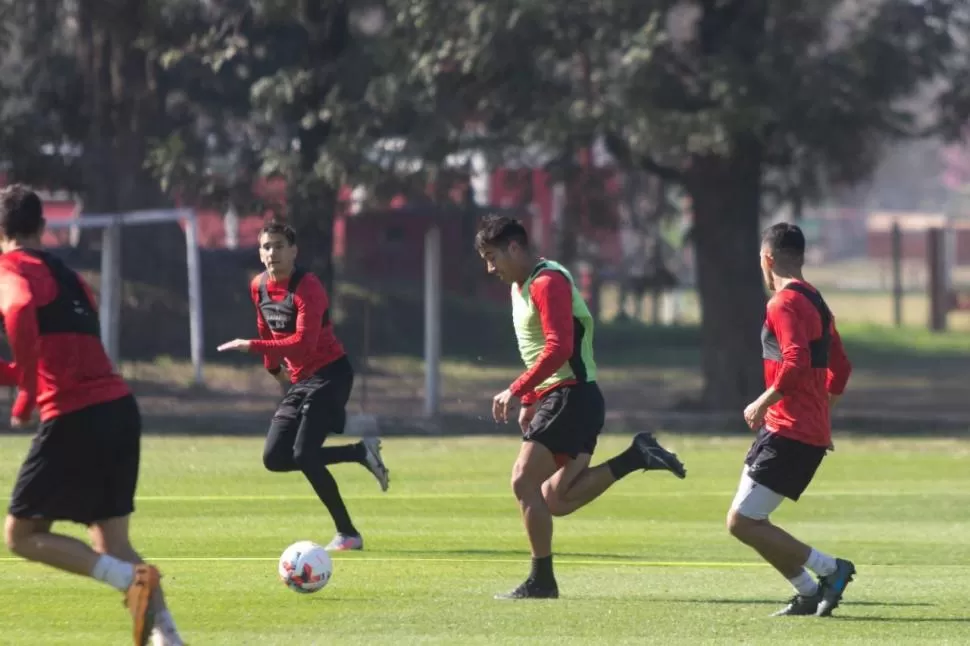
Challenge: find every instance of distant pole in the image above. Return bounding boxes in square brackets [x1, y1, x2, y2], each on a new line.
[891, 219, 903, 327]
[99, 217, 122, 366]
[184, 211, 205, 386]
[424, 226, 442, 418]
[927, 227, 947, 332]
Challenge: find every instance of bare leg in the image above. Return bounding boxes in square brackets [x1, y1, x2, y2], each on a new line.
[495, 441, 561, 599]
[541, 454, 619, 517]
[727, 510, 811, 578]
[89, 517, 171, 613]
[5, 515, 101, 576]
[511, 442, 559, 558]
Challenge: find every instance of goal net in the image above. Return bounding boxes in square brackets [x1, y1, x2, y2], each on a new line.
[43, 209, 205, 386]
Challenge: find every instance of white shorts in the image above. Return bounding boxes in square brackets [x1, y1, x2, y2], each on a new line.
[730, 465, 785, 521]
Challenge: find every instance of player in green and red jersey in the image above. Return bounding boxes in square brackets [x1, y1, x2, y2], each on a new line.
[476, 214, 687, 600]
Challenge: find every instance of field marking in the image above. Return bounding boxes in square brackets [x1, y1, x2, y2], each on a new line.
[130, 490, 970, 502]
[0, 556, 787, 567]
[0, 555, 960, 568]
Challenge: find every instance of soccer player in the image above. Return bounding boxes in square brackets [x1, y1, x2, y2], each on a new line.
[0, 185, 183, 646]
[728, 222, 855, 617]
[217, 220, 389, 551]
[476, 214, 687, 600]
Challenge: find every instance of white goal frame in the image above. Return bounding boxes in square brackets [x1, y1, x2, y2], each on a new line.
[44, 209, 205, 386]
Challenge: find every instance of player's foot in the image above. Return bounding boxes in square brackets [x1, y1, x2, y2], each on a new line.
[494, 579, 559, 600]
[816, 558, 856, 617]
[124, 564, 161, 646]
[361, 436, 390, 492]
[632, 432, 687, 478]
[324, 532, 364, 551]
[151, 627, 185, 646]
[772, 591, 822, 616]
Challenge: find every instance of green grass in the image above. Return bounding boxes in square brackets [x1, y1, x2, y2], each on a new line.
[2, 434, 969, 644]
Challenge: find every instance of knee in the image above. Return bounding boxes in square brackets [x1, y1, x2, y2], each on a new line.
[726, 508, 760, 541]
[263, 450, 291, 473]
[4, 519, 34, 556]
[510, 465, 541, 504]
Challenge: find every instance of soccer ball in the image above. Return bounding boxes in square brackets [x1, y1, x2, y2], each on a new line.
[278, 540, 333, 593]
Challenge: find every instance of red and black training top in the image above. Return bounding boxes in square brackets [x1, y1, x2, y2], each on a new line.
[0, 248, 129, 422]
[248, 268, 346, 383]
[761, 280, 852, 447]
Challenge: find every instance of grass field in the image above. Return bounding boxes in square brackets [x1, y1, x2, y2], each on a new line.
[1, 434, 969, 645]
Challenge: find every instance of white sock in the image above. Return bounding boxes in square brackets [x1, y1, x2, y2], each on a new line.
[91, 555, 135, 592]
[805, 548, 837, 577]
[155, 609, 179, 634]
[788, 569, 819, 596]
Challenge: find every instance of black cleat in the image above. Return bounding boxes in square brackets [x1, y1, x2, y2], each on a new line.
[816, 558, 856, 617]
[772, 592, 822, 616]
[632, 432, 687, 479]
[494, 579, 559, 600]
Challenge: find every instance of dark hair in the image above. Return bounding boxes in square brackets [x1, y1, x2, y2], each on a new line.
[259, 219, 297, 245]
[761, 222, 805, 265]
[0, 184, 45, 240]
[474, 214, 529, 253]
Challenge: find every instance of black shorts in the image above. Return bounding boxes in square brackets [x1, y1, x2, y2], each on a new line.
[523, 382, 605, 461]
[9, 394, 142, 525]
[263, 356, 354, 470]
[744, 427, 827, 501]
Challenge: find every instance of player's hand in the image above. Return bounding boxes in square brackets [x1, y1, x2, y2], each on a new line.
[9, 414, 35, 430]
[217, 338, 252, 353]
[492, 388, 517, 424]
[742, 399, 767, 430]
[518, 403, 536, 434]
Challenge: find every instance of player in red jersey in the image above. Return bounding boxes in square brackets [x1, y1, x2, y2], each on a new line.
[0, 185, 183, 646]
[217, 221, 389, 551]
[727, 222, 856, 618]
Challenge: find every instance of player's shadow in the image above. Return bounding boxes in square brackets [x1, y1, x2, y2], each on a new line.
[836, 616, 970, 623]
[669, 599, 934, 608]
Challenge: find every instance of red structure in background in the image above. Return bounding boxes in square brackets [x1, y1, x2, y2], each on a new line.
[3, 168, 625, 302]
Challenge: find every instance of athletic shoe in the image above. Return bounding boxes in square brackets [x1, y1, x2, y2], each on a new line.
[632, 432, 687, 479]
[772, 591, 822, 616]
[494, 579, 559, 600]
[125, 564, 161, 646]
[816, 558, 857, 617]
[324, 533, 364, 551]
[361, 437, 390, 492]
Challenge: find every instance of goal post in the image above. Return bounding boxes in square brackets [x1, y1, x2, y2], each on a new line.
[44, 208, 205, 386]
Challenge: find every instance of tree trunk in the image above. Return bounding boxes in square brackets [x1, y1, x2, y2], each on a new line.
[289, 177, 337, 296]
[684, 135, 767, 412]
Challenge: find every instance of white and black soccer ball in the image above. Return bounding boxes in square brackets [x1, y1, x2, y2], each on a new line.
[278, 540, 333, 593]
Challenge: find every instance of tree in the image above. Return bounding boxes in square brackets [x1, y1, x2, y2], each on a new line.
[382, 0, 970, 410]
[151, 0, 418, 292]
[0, 0, 85, 190]
[607, 0, 970, 410]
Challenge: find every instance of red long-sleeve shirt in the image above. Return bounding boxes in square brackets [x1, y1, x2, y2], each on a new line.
[763, 280, 852, 447]
[509, 270, 576, 405]
[0, 249, 129, 422]
[248, 272, 346, 383]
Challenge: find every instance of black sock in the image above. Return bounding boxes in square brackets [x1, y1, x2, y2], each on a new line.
[303, 463, 358, 536]
[607, 444, 643, 480]
[529, 555, 555, 587]
[320, 443, 366, 465]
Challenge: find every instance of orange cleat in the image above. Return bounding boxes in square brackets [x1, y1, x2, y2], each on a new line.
[124, 564, 161, 646]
